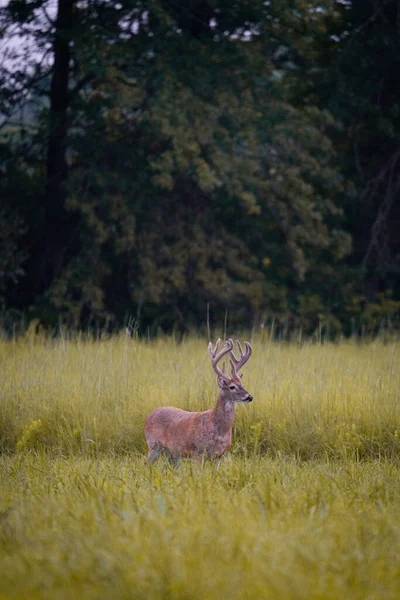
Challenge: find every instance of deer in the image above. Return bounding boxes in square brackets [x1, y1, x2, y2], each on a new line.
[144, 338, 253, 464]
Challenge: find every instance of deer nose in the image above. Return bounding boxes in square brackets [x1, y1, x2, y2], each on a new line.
[246, 395, 253, 402]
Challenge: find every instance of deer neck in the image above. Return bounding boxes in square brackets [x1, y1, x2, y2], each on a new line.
[211, 391, 236, 435]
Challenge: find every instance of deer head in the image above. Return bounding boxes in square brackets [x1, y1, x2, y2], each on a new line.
[208, 338, 253, 403]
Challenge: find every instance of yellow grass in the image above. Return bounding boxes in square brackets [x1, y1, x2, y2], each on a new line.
[1, 334, 400, 598]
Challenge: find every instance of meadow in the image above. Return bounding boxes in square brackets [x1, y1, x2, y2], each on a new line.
[1, 333, 400, 599]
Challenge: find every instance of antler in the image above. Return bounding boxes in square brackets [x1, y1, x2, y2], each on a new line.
[229, 340, 252, 378]
[208, 338, 233, 383]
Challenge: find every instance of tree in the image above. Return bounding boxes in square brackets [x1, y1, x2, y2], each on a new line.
[0, 0, 356, 332]
[308, 0, 400, 303]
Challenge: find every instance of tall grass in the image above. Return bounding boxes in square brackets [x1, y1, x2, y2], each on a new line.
[2, 453, 400, 599]
[1, 334, 400, 598]
[1, 334, 399, 459]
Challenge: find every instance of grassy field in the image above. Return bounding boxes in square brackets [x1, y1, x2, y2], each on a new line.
[1, 334, 400, 599]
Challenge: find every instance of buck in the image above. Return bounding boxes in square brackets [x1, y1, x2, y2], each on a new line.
[144, 338, 253, 463]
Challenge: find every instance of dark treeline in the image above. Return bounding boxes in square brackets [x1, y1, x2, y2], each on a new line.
[1, 0, 400, 336]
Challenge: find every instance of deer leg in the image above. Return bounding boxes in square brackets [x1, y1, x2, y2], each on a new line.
[166, 451, 181, 469]
[216, 453, 226, 471]
[172, 455, 181, 469]
[147, 443, 163, 464]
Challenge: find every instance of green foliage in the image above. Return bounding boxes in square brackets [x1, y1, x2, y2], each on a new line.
[1, 0, 400, 332]
[0, 209, 27, 293]
[16, 418, 48, 452]
[360, 291, 400, 334]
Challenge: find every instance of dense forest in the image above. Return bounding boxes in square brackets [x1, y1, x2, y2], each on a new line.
[1, 0, 399, 336]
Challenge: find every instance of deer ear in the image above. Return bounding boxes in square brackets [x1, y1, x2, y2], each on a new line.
[217, 376, 225, 389]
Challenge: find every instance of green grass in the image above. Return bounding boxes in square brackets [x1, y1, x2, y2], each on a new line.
[1, 334, 400, 598]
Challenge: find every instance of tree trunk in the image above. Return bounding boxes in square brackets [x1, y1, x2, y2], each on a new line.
[41, 0, 75, 291]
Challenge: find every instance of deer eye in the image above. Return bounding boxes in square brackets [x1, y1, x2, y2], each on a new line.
[229, 385, 236, 390]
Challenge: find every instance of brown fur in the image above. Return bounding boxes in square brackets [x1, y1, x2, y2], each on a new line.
[145, 339, 253, 462]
